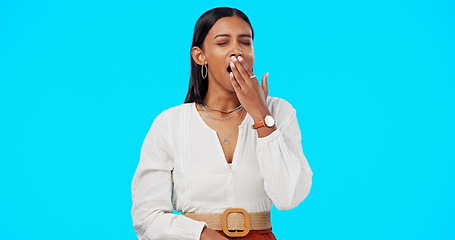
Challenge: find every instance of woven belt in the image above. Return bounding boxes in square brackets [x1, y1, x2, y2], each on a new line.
[183, 208, 271, 238]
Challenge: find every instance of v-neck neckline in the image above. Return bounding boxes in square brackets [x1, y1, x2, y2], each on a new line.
[192, 102, 249, 170]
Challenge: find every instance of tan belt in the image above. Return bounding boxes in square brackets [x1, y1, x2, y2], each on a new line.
[183, 208, 271, 238]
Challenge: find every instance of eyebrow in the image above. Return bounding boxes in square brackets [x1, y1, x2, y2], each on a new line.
[214, 34, 252, 39]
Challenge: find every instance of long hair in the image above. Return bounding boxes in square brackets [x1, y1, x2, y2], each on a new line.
[184, 7, 254, 104]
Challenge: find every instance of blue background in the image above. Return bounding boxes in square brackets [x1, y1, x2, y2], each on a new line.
[1, 0, 454, 239]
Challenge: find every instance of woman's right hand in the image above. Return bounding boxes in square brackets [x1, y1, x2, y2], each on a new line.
[200, 227, 229, 240]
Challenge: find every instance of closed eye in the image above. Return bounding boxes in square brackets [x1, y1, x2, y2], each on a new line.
[217, 42, 251, 46]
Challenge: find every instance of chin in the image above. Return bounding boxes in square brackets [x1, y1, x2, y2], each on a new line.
[222, 81, 236, 93]
[222, 82, 234, 92]
[212, 73, 237, 93]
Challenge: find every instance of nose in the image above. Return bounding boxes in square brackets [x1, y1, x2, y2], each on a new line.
[230, 44, 243, 57]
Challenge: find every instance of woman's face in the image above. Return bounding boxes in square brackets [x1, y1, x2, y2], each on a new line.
[200, 16, 254, 92]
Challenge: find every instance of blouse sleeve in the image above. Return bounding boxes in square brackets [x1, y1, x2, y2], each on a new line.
[131, 111, 206, 240]
[256, 99, 313, 210]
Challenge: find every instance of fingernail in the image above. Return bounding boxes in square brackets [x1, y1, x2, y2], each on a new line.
[238, 56, 243, 61]
[231, 56, 237, 61]
[230, 62, 235, 67]
[230, 72, 233, 77]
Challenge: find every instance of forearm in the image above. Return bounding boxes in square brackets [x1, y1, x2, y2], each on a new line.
[255, 114, 313, 209]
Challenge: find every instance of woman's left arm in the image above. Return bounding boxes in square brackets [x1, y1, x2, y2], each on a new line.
[229, 56, 312, 210]
[255, 100, 313, 210]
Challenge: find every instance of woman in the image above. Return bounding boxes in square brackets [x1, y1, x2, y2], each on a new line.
[132, 7, 312, 240]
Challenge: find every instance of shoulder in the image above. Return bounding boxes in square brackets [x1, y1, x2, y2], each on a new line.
[266, 96, 296, 116]
[155, 102, 193, 120]
[150, 102, 193, 129]
[266, 96, 297, 127]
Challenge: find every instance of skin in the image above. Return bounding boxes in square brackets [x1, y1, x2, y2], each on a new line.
[191, 16, 277, 239]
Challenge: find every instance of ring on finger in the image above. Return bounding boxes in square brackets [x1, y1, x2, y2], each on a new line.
[250, 75, 256, 79]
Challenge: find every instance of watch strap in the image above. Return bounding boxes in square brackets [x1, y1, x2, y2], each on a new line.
[252, 119, 266, 129]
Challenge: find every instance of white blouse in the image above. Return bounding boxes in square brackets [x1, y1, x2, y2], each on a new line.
[131, 97, 313, 240]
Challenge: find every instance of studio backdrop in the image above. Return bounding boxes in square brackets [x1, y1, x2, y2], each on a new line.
[0, 0, 454, 239]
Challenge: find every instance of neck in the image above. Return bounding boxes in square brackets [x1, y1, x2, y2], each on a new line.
[203, 86, 241, 112]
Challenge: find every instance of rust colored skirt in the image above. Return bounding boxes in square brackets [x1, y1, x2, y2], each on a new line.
[216, 228, 276, 240]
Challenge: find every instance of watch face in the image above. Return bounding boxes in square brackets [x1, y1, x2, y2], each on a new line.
[264, 115, 275, 127]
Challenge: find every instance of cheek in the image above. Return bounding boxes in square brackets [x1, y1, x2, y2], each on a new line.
[245, 54, 254, 70]
[244, 49, 254, 68]
[208, 54, 226, 67]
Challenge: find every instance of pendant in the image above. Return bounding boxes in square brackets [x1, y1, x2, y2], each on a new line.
[223, 139, 230, 144]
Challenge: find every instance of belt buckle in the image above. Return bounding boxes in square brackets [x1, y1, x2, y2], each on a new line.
[221, 208, 250, 238]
